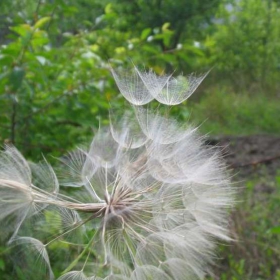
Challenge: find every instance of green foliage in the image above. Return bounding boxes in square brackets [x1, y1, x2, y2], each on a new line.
[207, 173, 280, 280]
[108, 0, 220, 49]
[206, 0, 280, 91]
[0, 0, 280, 278]
[0, 0, 213, 160]
[0, 17, 111, 159]
[189, 89, 280, 135]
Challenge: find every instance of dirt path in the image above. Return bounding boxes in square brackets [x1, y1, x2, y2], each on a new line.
[211, 135, 280, 179]
[209, 135, 280, 279]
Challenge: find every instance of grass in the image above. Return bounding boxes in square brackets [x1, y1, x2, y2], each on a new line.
[208, 170, 280, 280]
[188, 88, 280, 279]
[189, 89, 280, 135]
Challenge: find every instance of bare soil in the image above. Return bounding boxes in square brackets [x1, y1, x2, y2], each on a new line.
[210, 135, 280, 179]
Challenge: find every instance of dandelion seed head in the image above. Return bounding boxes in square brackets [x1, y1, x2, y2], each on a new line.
[0, 67, 235, 280]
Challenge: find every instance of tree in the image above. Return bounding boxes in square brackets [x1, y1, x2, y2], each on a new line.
[206, 0, 280, 92]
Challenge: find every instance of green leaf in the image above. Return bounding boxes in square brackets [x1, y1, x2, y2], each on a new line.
[0, 71, 10, 81]
[268, 226, 280, 234]
[9, 67, 25, 91]
[141, 28, 151, 40]
[105, 3, 113, 14]
[0, 259, 5, 271]
[34, 17, 51, 29]
[162, 22, 171, 31]
[31, 31, 49, 47]
[276, 175, 280, 186]
[10, 24, 32, 37]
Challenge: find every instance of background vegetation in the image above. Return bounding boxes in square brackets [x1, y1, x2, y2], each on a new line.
[0, 0, 279, 279]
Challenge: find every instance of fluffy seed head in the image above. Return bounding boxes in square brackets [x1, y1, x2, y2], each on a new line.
[0, 68, 235, 280]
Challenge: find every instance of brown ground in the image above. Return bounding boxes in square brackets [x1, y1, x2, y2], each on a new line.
[209, 135, 280, 279]
[210, 135, 280, 179]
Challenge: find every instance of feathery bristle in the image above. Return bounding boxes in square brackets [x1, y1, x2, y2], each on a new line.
[0, 67, 235, 280]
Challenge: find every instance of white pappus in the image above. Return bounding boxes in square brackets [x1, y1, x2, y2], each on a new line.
[0, 66, 235, 280]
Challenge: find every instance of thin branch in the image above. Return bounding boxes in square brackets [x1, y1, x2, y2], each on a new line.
[55, 120, 82, 127]
[17, 92, 75, 124]
[33, 0, 43, 24]
[62, 223, 98, 274]
[10, 95, 17, 144]
[14, 140, 66, 153]
[231, 155, 280, 169]
[46, 4, 57, 32]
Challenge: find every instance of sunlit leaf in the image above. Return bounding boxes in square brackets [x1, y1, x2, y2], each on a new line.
[34, 17, 51, 29]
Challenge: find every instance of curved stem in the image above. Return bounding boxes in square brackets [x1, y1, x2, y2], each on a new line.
[45, 215, 93, 247]
[61, 229, 97, 274]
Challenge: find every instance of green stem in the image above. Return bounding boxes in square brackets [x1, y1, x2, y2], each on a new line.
[61, 230, 97, 274]
[45, 215, 92, 247]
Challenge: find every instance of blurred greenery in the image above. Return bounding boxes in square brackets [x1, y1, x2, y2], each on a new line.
[0, 0, 280, 279]
[207, 171, 280, 280]
[0, 0, 279, 159]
